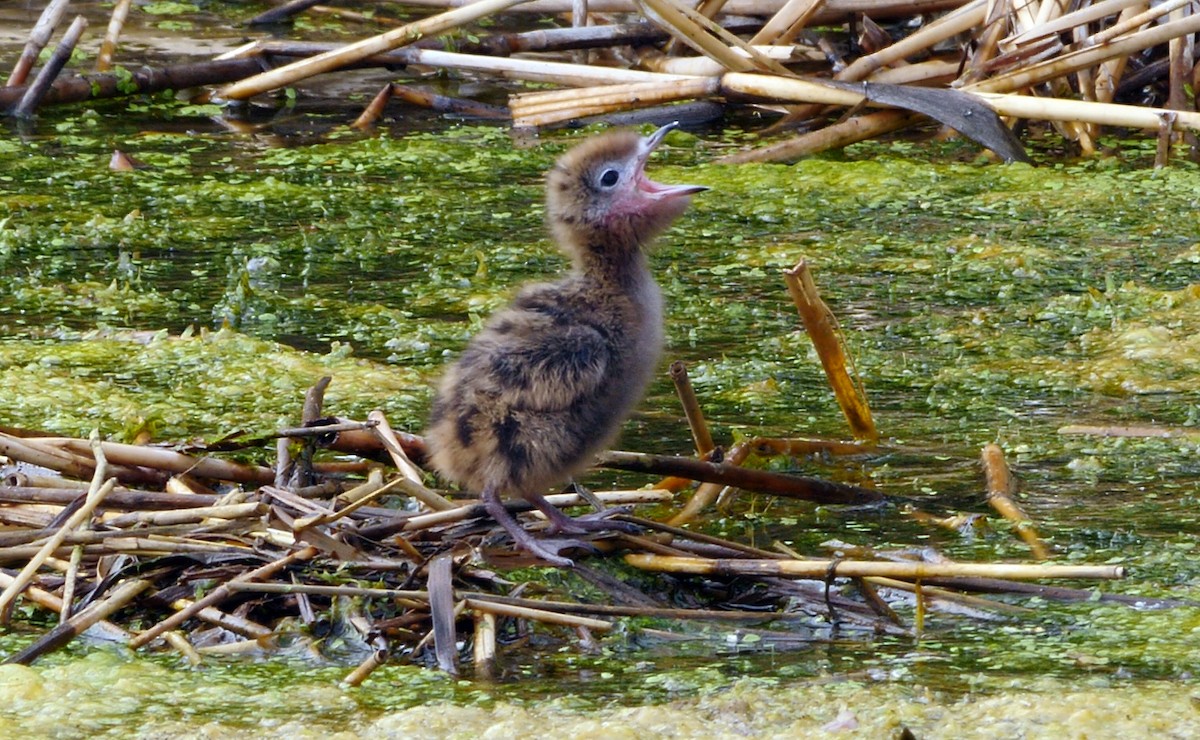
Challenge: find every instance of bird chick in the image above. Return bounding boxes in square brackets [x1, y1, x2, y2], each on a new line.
[426, 123, 704, 566]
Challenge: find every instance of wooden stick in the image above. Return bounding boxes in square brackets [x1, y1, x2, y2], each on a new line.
[248, 0, 327, 25]
[464, 597, 613, 630]
[625, 554, 1125, 580]
[599, 449, 885, 505]
[162, 631, 203, 666]
[981, 444, 1049, 560]
[751, 0, 827, 45]
[667, 440, 752, 526]
[670, 361, 715, 456]
[784, 260, 878, 442]
[11, 15, 87, 118]
[128, 546, 318, 649]
[47, 438, 274, 484]
[220, 0, 537, 100]
[5, 0, 70, 88]
[472, 611, 496, 679]
[3, 578, 151, 665]
[368, 412, 456, 512]
[94, 0, 133, 72]
[0, 486, 217, 510]
[103, 502, 265, 528]
[0, 475, 115, 620]
[717, 108, 920, 164]
[343, 648, 389, 686]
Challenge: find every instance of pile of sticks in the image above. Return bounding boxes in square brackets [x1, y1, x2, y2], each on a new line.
[5, 1, 1200, 161]
[0, 263, 1148, 683]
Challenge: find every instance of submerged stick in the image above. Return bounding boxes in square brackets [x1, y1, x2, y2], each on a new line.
[783, 260, 878, 442]
[981, 444, 1049, 560]
[625, 554, 1126, 581]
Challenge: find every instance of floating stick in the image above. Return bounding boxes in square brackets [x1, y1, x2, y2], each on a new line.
[783, 260, 877, 442]
[626, 554, 1125, 580]
[981, 444, 1049, 560]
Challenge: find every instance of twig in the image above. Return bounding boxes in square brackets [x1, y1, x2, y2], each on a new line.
[95, 0, 134, 73]
[783, 260, 877, 442]
[625, 554, 1125, 580]
[3, 578, 151, 665]
[669, 361, 715, 456]
[981, 444, 1049, 560]
[5, 0, 70, 87]
[11, 15, 88, 118]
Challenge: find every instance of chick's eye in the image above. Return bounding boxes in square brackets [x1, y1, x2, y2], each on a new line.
[598, 169, 620, 187]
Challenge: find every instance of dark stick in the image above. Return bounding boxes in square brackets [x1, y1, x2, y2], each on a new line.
[11, 15, 87, 118]
[5, 0, 70, 88]
[595, 450, 887, 506]
[248, 0, 328, 26]
[0, 486, 217, 510]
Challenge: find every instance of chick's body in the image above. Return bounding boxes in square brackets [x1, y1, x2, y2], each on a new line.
[426, 125, 701, 566]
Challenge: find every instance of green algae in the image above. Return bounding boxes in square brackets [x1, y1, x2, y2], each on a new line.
[3, 101, 1200, 731]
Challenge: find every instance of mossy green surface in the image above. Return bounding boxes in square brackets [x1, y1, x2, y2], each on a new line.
[2, 99, 1200, 732]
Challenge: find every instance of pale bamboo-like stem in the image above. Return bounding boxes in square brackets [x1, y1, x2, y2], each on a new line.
[981, 443, 1049, 560]
[1005, 0, 1144, 45]
[0, 433, 99, 481]
[640, 0, 794, 75]
[94, 0, 133, 72]
[5, 0, 70, 87]
[128, 546, 318, 649]
[970, 9, 1200, 94]
[168, 596, 275, 639]
[464, 597, 613, 630]
[867, 575, 1033, 615]
[784, 260, 877, 442]
[472, 611, 497, 679]
[960, 0, 1010, 85]
[667, 441, 751, 526]
[751, 0, 826, 45]
[58, 545, 84, 622]
[638, 45, 823, 76]
[841, 0, 988, 80]
[510, 78, 717, 118]
[511, 79, 718, 127]
[0, 476, 115, 620]
[670, 361, 715, 457]
[625, 554, 1125, 580]
[720, 72, 1200, 133]
[162, 630, 203, 665]
[103, 502, 265, 528]
[402, 489, 674, 532]
[1167, 5, 1190, 112]
[220, 0, 536, 99]
[368, 411, 456, 512]
[868, 58, 962, 85]
[343, 648, 389, 686]
[1086, 0, 1191, 47]
[47, 437, 274, 484]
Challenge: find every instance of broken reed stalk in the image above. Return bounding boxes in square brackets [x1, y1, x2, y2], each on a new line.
[625, 554, 1126, 581]
[95, 0, 134, 73]
[666, 440, 752, 526]
[47, 437, 274, 484]
[783, 260, 878, 442]
[669, 361, 715, 456]
[510, 78, 718, 127]
[368, 410, 456, 511]
[128, 546, 318, 649]
[219, 0, 537, 99]
[750, 0, 827, 45]
[0, 475, 115, 620]
[464, 597, 613, 631]
[11, 14, 88, 118]
[343, 648, 389, 687]
[5, 0, 70, 87]
[981, 443, 1049, 560]
[472, 611, 497, 679]
[3, 578, 152, 666]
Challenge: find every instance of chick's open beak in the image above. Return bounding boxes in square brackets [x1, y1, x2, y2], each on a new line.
[636, 121, 708, 199]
